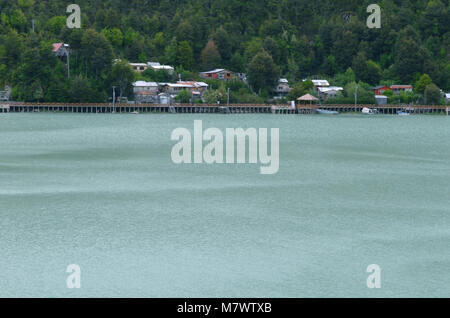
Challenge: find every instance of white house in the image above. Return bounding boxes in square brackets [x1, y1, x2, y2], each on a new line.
[133, 81, 158, 93]
[318, 86, 343, 99]
[148, 62, 175, 74]
[160, 81, 208, 97]
[275, 78, 290, 97]
[375, 95, 388, 105]
[305, 79, 330, 90]
[445, 93, 450, 104]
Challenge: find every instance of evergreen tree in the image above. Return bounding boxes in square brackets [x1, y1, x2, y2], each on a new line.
[247, 50, 280, 93]
[201, 40, 222, 71]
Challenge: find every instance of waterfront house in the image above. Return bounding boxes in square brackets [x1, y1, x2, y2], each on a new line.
[160, 81, 209, 99]
[132, 81, 158, 102]
[390, 85, 413, 94]
[373, 85, 391, 95]
[148, 62, 175, 75]
[160, 83, 195, 95]
[375, 95, 388, 105]
[200, 69, 234, 81]
[318, 86, 344, 99]
[275, 79, 291, 97]
[52, 43, 70, 57]
[177, 81, 209, 96]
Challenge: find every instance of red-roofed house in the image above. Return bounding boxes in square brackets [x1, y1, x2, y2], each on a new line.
[199, 69, 234, 81]
[372, 85, 391, 95]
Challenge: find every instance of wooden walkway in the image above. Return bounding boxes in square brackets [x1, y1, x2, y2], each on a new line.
[0, 102, 448, 115]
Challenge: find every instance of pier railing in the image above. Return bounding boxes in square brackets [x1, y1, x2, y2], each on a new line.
[0, 102, 448, 115]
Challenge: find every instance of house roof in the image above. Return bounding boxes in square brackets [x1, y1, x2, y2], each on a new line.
[154, 65, 174, 70]
[52, 43, 63, 52]
[200, 69, 226, 74]
[375, 95, 388, 99]
[194, 82, 208, 87]
[308, 80, 330, 87]
[133, 81, 158, 87]
[297, 94, 319, 101]
[177, 81, 209, 88]
[391, 85, 413, 89]
[279, 78, 289, 83]
[148, 62, 174, 70]
[164, 83, 194, 88]
[318, 86, 343, 93]
[130, 63, 148, 67]
[373, 85, 389, 90]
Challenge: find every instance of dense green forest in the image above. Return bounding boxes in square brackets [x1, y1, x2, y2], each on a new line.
[0, 0, 448, 103]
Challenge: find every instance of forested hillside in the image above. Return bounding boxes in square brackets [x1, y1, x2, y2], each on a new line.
[0, 0, 448, 103]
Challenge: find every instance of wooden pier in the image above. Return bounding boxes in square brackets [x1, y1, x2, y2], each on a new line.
[0, 104, 10, 113]
[0, 102, 448, 115]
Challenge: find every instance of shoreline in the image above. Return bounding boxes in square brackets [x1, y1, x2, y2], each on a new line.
[1, 103, 449, 115]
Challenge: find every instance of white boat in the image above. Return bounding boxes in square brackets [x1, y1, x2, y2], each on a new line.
[362, 107, 375, 115]
[131, 111, 139, 114]
[397, 110, 410, 116]
[316, 109, 339, 115]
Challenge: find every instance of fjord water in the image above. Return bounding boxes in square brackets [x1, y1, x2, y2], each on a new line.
[0, 113, 449, 298]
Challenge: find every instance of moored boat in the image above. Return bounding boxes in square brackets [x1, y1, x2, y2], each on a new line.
[362, 107, 375, 115]
[317, 109, 339, 115]
[397, 110, 410, 116]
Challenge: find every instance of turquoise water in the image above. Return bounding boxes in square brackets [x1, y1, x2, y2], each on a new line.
[0, 113, 449, 297]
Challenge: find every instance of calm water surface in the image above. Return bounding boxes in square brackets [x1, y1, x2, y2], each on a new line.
[0, 113, 449, 297]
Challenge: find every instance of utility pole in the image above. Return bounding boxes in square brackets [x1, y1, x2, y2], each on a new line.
[31, 19, 35, 32]
[67, 50, 70, 80]
[354, 84, 358, 112]
[112, 86, 116, 113]
[227, 87, 230, 107]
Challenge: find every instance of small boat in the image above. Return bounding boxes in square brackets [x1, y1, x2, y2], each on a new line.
[130, 111, 139, 114]
[397, 110, 410, 116]
[317, 109, 339, 115]
[362, 107, 375, 115]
